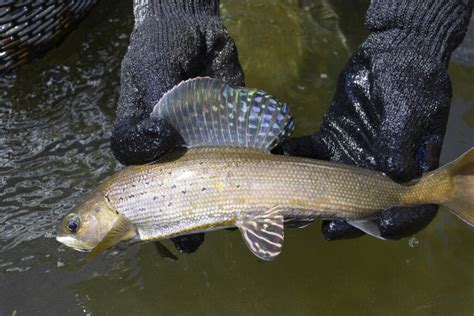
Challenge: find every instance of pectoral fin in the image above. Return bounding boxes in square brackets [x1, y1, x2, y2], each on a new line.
[237, 206, 285, 261]
[86, 214, 137, 262]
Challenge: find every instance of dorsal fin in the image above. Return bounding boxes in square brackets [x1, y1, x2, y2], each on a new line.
[151, 77, 294, 151]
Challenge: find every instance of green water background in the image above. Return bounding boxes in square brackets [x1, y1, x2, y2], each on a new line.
[0, 1, 472, 315]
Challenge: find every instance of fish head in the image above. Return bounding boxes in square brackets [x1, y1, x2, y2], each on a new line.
[56, 191, 120, 252]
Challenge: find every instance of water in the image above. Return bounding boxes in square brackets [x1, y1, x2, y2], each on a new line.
[0, 1, 473, 315]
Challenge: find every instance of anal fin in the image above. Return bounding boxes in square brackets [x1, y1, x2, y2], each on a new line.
[237, 206, 285, 261]
[154, 241, 178, 261]
[347, 220, 386, 240]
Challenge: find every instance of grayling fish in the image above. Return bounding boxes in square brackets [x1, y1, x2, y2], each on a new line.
[56, 78, 474, 261]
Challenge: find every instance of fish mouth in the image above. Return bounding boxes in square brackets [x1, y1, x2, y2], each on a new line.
[56, 235, 92, 252]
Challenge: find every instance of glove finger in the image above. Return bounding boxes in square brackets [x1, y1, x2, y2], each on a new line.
[204, 21, 245, 86]
[111, 117, 184, 165]
[377, 149, 418, 183]
[323, 204, 438, 241]
[272, 133, 330, 160]
[376, 204, 438, 240]
[370, 52, 450, 182]
[321, 220, 365, 241]
[170, 233, 205, 254]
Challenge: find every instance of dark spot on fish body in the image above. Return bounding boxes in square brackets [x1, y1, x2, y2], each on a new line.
[153, 196, 159, 201]
[128, 194, 135, 199]
[119, 197, 124, 202]
[138, 207, 146, 212]
[202, 187, 207, 191]
[181, 190, 187, 194]
[236, 185, 240, 189]
[95, 207, 101, 213]
[167, 202, 172, 207]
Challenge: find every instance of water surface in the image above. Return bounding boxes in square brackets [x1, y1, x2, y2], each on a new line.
[0, 1, 473, 315]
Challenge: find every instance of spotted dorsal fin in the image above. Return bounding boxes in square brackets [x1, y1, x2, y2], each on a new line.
[151, 78, 294, 152]
[236, 206, 285, 261]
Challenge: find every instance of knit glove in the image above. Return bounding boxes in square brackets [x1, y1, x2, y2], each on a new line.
[279, 0, 473, 240]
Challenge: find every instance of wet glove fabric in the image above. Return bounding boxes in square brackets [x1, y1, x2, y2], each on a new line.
[280, 0, 473, 240]
[111, 0, 244, 166]
[111, 0, 244, 253]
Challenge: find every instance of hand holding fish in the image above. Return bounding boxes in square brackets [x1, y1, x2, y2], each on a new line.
[277, 0, 473, 240]
[57, 78, 474, 261]
[111, 0, 244, 166]
[104, 0, 472, 254]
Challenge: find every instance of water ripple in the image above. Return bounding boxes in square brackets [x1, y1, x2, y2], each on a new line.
[0, 2, 131, 253]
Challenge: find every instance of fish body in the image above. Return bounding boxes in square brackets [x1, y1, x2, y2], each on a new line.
[102, 147, 409, 241]
[56, 78, 474, 261]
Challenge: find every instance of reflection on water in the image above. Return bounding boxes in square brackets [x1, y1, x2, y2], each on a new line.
[0, 0, 472, 315]
[0, 3, 128, 252]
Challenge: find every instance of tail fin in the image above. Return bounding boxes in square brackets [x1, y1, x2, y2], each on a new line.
[441, 148, 474, 227]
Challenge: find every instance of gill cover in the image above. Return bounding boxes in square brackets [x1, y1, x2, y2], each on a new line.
[151, 77, 294, 151]
[86, 214, 136, 261]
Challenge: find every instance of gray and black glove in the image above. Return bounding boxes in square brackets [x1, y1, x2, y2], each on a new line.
[111, 0, 244, 252]
[278, 0, 473, 240]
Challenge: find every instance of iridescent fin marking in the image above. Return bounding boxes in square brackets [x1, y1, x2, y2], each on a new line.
[236, 206, 284, 261]
[86, 214, 137, 262]
[151, 77, 294, 152]
[347, 220, 386, 240]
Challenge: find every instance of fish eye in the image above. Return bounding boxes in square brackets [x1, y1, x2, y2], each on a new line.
[66, 216, 81, 233]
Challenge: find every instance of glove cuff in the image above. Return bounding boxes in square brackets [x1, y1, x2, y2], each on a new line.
[148, 0, 220, 17]
[365, 0, 472, 62]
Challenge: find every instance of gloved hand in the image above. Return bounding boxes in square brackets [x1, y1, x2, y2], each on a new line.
[111, 0, 244, 252]
[278, 0, 473, 240]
